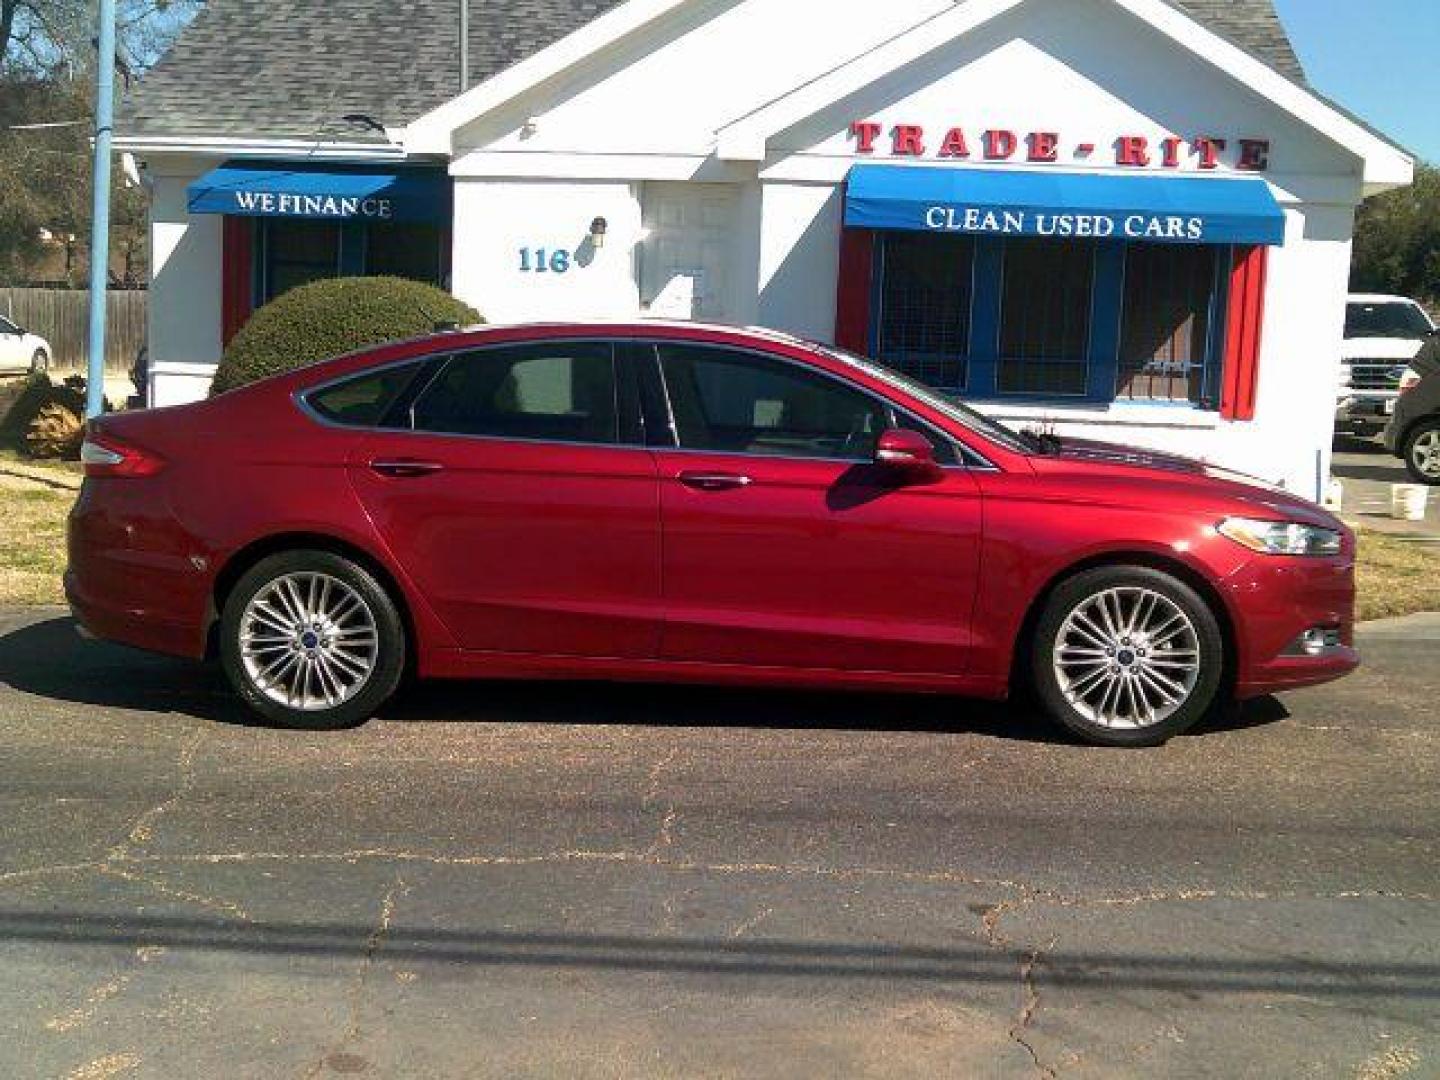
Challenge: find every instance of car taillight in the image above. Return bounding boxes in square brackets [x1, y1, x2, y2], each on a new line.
[81, 434, 165, 478]
[1399, 367, 1422, 395]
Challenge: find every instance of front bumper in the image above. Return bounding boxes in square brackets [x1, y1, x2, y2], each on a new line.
[1335, 394, 1396, 431]
[1224, 551, 1359, 699]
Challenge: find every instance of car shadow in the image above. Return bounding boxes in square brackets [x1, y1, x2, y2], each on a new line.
[0, 614, 1289, 744]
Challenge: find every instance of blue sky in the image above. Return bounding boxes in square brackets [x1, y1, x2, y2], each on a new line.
[1273, 0, 1440, 163]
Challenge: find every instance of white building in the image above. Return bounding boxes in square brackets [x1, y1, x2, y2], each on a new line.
[117, 0, 1413, 499]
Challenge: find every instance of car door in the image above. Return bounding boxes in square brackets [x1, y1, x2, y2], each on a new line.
[345, 339, 663, 658]
[643, 340, 984, 675]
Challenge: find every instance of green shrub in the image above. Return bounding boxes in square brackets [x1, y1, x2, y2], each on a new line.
[210, 276, 481, 395]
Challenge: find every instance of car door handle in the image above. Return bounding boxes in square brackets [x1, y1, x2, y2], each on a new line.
[369, 459, 445, 479]
[677, 471, 753, 492]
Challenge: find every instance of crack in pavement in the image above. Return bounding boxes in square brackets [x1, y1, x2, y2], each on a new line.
[642, 748, 680, 858]
[301, 875, 409, 1080]
[4, 847, 1434, 909]
[97, 863, 252, 922]
[44, 975, 134, 1034]
[1009, 939, 1060, 1079]
[61, 1052, 142, 1080]
[731, 904, 774, 940]
[106, 728, 208, 862]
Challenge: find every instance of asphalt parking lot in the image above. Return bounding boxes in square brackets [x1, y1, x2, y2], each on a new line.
[1, 607, 1436, 1079]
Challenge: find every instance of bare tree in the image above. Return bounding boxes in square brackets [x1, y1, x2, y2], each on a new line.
[2, 0, 202, 284]
[2, 0, 200, 77]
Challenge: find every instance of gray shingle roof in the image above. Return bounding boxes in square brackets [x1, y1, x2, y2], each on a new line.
[119, 0, 626, 142]
[119, 0, 1304, 143]
[1172, 0, 1305, 81]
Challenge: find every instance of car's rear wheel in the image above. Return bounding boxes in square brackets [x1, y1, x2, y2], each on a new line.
[30, 349, 49, 373]
[220, 550, 405, 729]
[1402, 419, 1440, 485]
[1031, 566, 1225, 747]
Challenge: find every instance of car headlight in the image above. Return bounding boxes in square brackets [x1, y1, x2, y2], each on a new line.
[1217, 518, 1343, 556]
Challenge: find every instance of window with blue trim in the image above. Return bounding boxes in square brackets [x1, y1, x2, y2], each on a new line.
[874, 232, 974, 389]
[867, 231, 1229, 411]
[998, 237, 1094, 397]
[1117, 243, 1221, 405]
[254, 219, 448, 305]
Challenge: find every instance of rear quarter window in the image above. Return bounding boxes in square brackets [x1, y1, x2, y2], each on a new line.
[306, 364, 423, 427]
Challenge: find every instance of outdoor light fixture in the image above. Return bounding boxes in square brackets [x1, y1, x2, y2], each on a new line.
[589, 216, 609, 249]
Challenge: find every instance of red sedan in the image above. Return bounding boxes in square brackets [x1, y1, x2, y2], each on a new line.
[67, 322, 1357, 747]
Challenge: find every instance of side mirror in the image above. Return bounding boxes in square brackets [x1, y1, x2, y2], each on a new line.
[875, 429, 942, 480]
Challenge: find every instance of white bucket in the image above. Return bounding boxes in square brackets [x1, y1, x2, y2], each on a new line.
[1391, 484, 1430, 522]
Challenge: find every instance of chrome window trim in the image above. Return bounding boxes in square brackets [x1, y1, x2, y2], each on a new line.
[292, 334, 999, 470]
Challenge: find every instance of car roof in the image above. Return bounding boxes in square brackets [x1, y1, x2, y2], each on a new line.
[1347, 294, 1426, 306]
[446, 319, 818, 346]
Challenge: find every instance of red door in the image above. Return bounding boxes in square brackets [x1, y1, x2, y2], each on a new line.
[650, 343, 983, 674]
[348, 342, 662, 658]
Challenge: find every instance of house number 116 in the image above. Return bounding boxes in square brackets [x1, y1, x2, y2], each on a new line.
[518, 247, 572, 274]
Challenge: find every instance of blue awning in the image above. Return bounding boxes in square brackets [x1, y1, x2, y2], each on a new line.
[844, 165, 1285, 246]
[187, 161, 450, 223]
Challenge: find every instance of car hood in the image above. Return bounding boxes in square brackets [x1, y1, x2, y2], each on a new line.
[1341, 337, 1426, 361]
[1038, 437, 1338, 527]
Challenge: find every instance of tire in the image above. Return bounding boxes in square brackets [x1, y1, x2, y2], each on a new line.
[219, 550, 406, 729]
[1401, 419, 1440, 485]
[1031, 566, 1225, 748]
[30, 349, 49, 373]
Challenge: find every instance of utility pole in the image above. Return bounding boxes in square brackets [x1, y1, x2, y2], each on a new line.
[85, 0, 117, 418]
[459, 0, 470, 93]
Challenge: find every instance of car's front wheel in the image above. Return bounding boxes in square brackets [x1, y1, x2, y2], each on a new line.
[30, 348, 49, 373]
[1032, 566, 1225, 747]
[1402, 419, 1440, 485]
[220, 550, 406, 729]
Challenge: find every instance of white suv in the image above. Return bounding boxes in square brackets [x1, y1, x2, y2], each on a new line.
[1338, 294, 1436, 437]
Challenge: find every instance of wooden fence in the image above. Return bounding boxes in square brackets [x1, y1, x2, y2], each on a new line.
[0, 288, 146, 374]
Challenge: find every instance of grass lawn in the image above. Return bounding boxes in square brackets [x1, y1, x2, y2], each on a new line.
[0, 476, 72, 606]
[0, 472, 1434, 621]
[1355, 531, 1440, 622]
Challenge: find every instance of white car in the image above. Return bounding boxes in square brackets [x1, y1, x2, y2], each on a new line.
[0, 315, 52, 374]
[1338, 294, 1436, 436]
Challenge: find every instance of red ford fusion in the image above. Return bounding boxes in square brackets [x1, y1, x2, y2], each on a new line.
[66, 322, 1357, 747]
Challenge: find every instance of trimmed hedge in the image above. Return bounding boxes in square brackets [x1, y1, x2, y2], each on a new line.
[210, 276, 481, 395]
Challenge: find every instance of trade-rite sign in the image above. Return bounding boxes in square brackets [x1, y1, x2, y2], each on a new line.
[848, 122, 1271, 172]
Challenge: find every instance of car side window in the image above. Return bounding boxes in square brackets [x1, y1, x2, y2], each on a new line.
[657, 344, 888, 461]
[306, 362, 426, 427]
[409, 342, 619, 445]
[0, 317, 17, 335]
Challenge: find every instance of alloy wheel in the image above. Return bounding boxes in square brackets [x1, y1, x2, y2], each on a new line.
[239, 572, 380, 711]
[1052, 586, 1203, 730]
[1411, 429, 1440, 480]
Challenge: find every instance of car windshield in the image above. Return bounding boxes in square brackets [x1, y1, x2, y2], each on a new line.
[812, 343, 1040, 455]
[1345, 302, 1433, 340]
